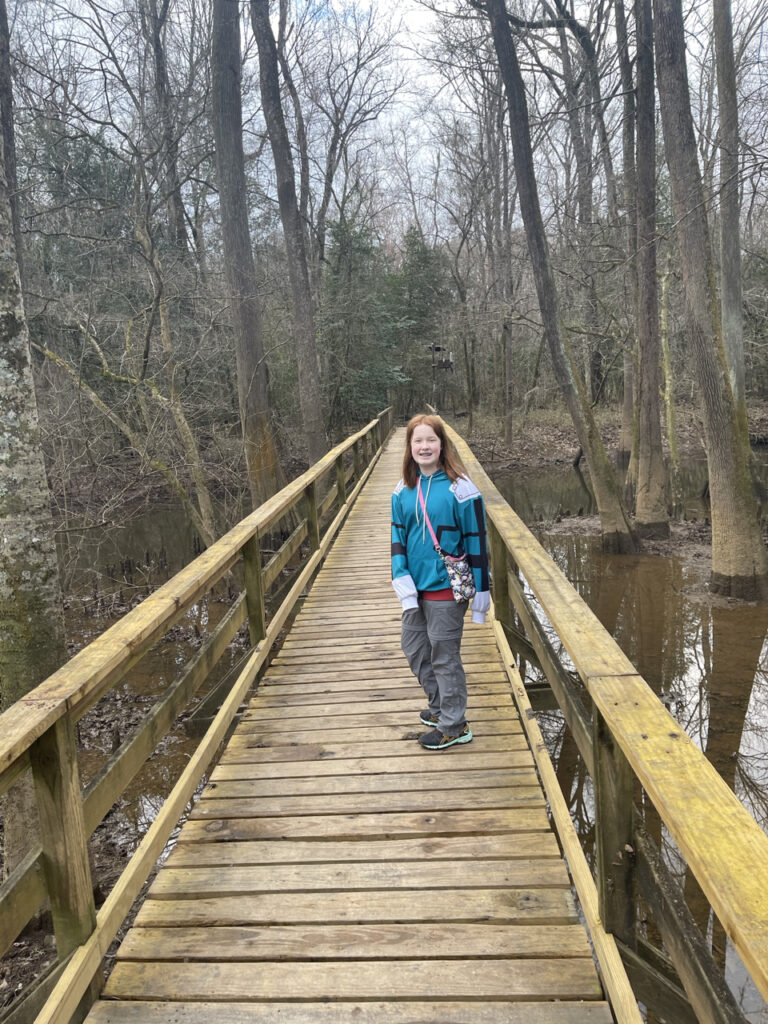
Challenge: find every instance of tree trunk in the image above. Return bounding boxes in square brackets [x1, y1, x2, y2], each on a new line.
[250, 0, 328, 463]
[660, 256, 680, 503]
[0, 0, 22, 287]
[211, 0, 285, 509]
[654, 0, 768, 597]
[141, 0, 189, 253]
[0, 125, 67, 877]
[484, 0, 637, 553]
[713, 0, 746, 417]
[634, 0, 668, 537]
[615, 0, 636, 471]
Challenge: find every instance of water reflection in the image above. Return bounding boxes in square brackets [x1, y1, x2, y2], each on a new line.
[522, 533, 768, 1019]
[493, 464, 768, 1020]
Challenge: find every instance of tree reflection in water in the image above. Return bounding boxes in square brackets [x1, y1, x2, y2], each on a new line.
[522, 534, 768, 1021]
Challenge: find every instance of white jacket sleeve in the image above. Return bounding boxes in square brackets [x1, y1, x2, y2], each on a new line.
[392, 574, 419, 610]
[471, 590, 491, 624]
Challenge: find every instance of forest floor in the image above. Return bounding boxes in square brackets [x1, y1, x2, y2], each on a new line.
[5, 400, 768, 1014]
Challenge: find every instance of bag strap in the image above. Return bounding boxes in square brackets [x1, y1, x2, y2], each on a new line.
[417, 478, 441, 551]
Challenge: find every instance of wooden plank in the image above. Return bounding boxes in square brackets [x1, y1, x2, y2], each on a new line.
[148, 859, 570, 898]
[133, 887, 579, 927]
[203, 768, 537, 797]
[165, 833, 562, 867]
[258, 666, 505, 684]
[219, 734, 531, 763]
[210, 748, 537, 779]
[117, 922, 592, 961]
[103, 959, 604, 1002]
[177, 807, 551, 842]
[248, 682, 510, 704]
[225, 721, 522, 747]
[237, 709, 518, 732]
[188, 786, 545, 819]
[87, 1001, 614, 1023]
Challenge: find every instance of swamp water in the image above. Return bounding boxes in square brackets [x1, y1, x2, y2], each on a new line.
[56, 461, 768, 1020]
[493, 460, 768, 1022]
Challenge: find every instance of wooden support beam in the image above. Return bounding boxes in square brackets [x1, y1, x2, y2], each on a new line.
[488, 519, 511, 628]
[29, 717, 96, 961]
[305, 482, 320, 552]
[593, 707, 636, 944]
[336, 454, 347, 506]
[242, 536, 266, 645]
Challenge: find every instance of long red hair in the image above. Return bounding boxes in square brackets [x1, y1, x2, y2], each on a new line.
[402, 414, 465, 488]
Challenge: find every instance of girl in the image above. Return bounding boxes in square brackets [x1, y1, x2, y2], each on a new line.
[391, 414, 490, 749]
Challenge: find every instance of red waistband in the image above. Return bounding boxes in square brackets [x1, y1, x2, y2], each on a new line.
[420, 588, 454, 601]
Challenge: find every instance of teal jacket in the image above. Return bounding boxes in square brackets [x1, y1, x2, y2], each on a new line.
[391, 469, 490, 623]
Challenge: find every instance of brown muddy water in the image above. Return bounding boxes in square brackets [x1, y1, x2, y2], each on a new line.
[493, 459, 768, 1022]
[33, 461, 768, 1020]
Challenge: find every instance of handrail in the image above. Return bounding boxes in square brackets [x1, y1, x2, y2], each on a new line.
[0, 407, 394, 1022]
[439, 418, 768, 1019]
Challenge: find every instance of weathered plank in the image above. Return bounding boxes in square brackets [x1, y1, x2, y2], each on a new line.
[87, 1000, 614, 1023]
[103, 959, 604, 1001]
[210, 749, 536, 779]
[117, 923, 592, 961]
[133, 887, 579, 927]
[219, 734, 531, 762]
[179, 807, 551, 842]
[203, 767, 538, 797]
[165, 833, 562, 867]
[188, 785, 545, 818]
[147, 859, 570, 898]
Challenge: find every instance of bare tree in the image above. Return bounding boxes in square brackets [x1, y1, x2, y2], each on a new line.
[712, 0, 745, 415]
[212, 0, 284, 507]
[478, 0, 638, 553]
[250, 0, 328, 462]
[0, 69, 67, 874]
[653, 0, 768, 597]
[633, 0, 668, 536]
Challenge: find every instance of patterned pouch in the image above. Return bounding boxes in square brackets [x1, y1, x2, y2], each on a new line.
[438, 549, 477, 603]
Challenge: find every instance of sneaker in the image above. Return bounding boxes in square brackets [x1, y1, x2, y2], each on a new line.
[419, 709, 440, 727]
[418, 725, 473, 750]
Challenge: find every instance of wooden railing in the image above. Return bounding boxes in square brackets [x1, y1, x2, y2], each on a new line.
[0, 408, 394, 1024]
[443, 418, 768, 1024]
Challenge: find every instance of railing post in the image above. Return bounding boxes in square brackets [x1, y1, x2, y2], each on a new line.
[29, 717, 97, 961]
[488, 519, 511, 628]
[305, 481, 320, 552]
[242, 535, 266, 645]
[353, 439, 362, 483]
[336, 453, 347, 506]
[593, 705, 636, 946]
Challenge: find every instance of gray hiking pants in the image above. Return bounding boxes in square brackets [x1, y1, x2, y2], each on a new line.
[401, 599, 468, 736]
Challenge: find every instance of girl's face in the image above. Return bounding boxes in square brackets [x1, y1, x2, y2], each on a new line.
[411, 424, 442, 476]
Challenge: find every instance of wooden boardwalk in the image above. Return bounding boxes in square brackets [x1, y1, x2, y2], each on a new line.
[87, 432, 613, 1023]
